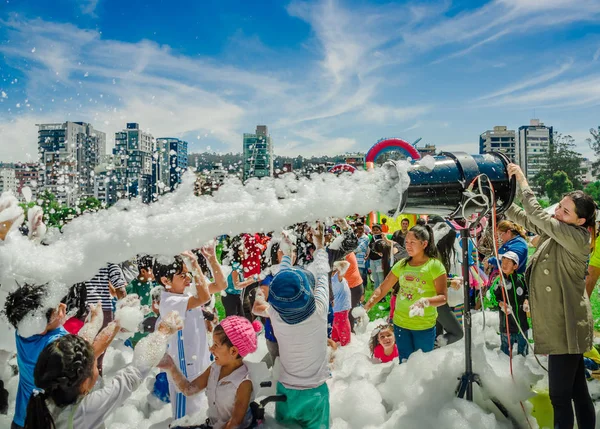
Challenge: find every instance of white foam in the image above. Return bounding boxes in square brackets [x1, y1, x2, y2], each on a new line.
[0, 168, 405, 292]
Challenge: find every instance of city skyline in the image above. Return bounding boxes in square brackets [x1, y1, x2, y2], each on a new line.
[1, 0, 600, 163]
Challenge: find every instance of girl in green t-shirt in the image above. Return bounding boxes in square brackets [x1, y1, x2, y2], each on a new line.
[364, 225, 448, 362]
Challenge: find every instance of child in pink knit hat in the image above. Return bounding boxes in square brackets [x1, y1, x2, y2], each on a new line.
[160, 316, 258, 429]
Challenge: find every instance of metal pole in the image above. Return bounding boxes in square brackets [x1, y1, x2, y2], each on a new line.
[461, 228, 473, 401]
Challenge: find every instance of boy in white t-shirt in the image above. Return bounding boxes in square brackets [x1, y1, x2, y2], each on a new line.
[253, 224, 331, 429]
[156, 246, 227, 420]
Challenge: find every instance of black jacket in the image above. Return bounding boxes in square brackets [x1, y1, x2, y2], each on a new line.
[494, 272, 529, 333]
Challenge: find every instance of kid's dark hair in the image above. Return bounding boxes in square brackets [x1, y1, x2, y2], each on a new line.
[154, 256, 185, 287]
[401, 225, 439, 268]
[24, 335, 95, 429]
[213, 324, 241, 359]
[565, 190, 597, 230]
[369, 324, 394, 357]
[564, 190, 598, 250]
[137, 255, 155, 273]
[427, 217, 456, 273]
[3, 283, 54, 330]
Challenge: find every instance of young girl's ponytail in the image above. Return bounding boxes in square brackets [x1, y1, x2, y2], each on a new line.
[423, 224, 439, 260]
[25, 389, 55, 429]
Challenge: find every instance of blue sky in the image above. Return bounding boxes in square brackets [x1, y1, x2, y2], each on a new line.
[1, 0, 600, 162]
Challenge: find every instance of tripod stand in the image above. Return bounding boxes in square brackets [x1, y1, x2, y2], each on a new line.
[454, 224, 520, 428]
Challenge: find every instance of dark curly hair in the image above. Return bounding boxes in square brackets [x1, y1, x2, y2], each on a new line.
[3, 283, 54, 330]
[25, 335, 95, 429]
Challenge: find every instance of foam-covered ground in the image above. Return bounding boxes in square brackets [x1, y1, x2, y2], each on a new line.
[5, 311, 600, 428]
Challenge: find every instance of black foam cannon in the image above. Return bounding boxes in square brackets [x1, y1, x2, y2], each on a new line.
[388, 151, 517, 220]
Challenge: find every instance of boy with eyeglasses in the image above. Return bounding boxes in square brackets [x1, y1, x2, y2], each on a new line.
[155, 247, 227, 420]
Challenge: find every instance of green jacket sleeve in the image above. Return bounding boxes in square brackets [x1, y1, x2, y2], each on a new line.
[505, 203, 545, 237]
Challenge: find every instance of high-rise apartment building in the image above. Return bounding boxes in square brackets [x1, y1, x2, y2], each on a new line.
[155, 137, 188, 193]
[14, 162, 41, 198]
[479, 126, 516, 162]
[37, 121, 105, 206]
[113, 123, 155, 203]
[516, 119, 552, 182]
[0, 167, 17, 194]
[243, 125, 273, 181]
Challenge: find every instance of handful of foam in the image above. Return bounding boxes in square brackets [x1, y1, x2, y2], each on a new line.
[115, 294, 144, 332]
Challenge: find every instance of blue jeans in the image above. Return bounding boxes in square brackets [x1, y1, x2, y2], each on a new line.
[393, 325, 436, 363]
[500, 331, 528, 357]
[370, 259, 384, 289]
[358, 267, 368, 289]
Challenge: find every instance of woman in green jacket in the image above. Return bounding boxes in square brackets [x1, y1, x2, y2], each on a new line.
[506, 164, 596, 429]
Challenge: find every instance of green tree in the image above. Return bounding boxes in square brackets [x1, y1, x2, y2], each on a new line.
[537, 199, 551, 209]
[545, 171, 573, 203]
[584, 180, 600, 203]
[587, 126, 600, 176]
[533, 133, 585, 194]
[78, 196, 103, 213]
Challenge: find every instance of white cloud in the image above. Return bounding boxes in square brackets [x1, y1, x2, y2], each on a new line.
[1, 0, 600, 161]
[405, 0, 600, 60]
[484, 75, 600, 107]
[78, 0, 100, 16]
[477, 60, 574, 101]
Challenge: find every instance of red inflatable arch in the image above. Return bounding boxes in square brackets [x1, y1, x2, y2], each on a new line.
[365, 138, 421, 170]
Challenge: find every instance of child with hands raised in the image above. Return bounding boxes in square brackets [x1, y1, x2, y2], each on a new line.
[157, 244, 228, 420]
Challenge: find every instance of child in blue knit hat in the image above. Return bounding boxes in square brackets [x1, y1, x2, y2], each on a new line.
[253, 223, 331, 429]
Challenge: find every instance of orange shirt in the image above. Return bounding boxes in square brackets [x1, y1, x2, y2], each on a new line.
[344, 252, 363, 288]
[381, 224, 389, 233]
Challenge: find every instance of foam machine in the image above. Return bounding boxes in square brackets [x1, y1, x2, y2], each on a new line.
[390, 151, 519, 425]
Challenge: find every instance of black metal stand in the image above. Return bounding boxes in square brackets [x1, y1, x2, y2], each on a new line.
[455, 228, 476, 401]
[454, 227, 520, 427]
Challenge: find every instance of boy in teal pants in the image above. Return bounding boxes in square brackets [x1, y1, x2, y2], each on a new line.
[253, 224, 331, 429]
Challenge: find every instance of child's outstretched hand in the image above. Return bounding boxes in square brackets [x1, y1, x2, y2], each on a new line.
[409, 298, 430, 318]
[157, 354, 175, 370]
[88, 302, 103, 321]
[311, 222, 324, 247]
[499, 301, 512, 315]
[280, 231, 295, 256]
[200, 243, 216, 260]
[0, 193, 24, 241]
[158, 311, 184, 336]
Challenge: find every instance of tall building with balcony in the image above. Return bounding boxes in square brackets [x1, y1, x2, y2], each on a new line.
[243, 125, 273, 181]
[14, 163, 41, 199]
[37, 121, 105, 206]
[113, 123, 155, 203]
[155, 137, 188, 194]
[0, 167, 17, 194]
[516, 119, 553, 182]
[479, 126, 516, 162]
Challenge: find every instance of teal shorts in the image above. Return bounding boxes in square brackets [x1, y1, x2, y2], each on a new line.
[275, 382, 330, 429]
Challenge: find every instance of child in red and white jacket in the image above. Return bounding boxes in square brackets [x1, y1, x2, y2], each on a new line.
[331, 260, 352, 346]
